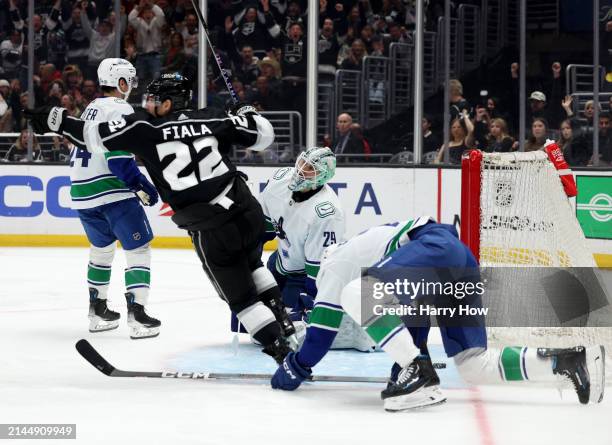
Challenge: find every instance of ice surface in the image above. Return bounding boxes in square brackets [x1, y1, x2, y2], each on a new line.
[1, 248, 610, 445]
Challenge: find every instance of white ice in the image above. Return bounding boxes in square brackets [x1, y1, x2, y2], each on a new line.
[1, 247, 610, 445]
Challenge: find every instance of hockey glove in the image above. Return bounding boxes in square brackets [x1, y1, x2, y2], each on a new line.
[227, 102, 259, 117]
[271, 351, 312, 391]
[24, 106, 67, 134]
[132, 177, 159, 206]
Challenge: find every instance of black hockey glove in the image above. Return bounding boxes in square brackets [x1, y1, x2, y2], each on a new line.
[24, 106, 67, 134]
[227, 102, 259, 117]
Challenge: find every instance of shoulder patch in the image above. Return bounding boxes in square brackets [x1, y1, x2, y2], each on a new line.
[273, 167, 291, 180]
[315, 201, 336, 218]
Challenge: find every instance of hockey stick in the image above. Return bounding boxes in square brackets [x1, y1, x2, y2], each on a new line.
[76, 339, 445, 383]
[189, 0, 239, 104]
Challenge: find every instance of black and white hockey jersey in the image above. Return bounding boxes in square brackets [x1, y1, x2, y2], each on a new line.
[60, 108, 274, 211]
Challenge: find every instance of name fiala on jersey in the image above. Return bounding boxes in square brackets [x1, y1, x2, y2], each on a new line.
[162, 124, 213, 140]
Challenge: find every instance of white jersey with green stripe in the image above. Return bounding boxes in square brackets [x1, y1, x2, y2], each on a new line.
[259, 167, 345, 281]
[69, 97, 136, 209]
[314, 217, 433, 314]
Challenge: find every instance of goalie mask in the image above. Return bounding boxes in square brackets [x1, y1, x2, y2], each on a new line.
[97, 58, 138, 100]
[289, 147, 336, 192]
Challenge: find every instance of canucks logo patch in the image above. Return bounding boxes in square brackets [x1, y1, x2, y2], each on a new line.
[315, 202, 335, 218]
[273, 167, 291, 180]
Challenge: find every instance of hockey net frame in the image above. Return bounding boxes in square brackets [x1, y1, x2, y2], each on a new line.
[461, 150, 612, 382]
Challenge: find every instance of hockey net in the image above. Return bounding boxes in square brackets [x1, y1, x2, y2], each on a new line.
[460, 150, 612, 382]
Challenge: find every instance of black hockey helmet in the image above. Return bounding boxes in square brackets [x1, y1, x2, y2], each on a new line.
[145, 73, 193, 111]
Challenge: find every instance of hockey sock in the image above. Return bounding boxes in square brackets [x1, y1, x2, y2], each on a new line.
[251, 266, 277, 295]
[236, 301, 281, 345]
[340, 278, 419, 367]
[124, 243, 151, 306]
[88, 243, 116, 299]
[498, 347, 555, 382]
[454, 347, 556, 384]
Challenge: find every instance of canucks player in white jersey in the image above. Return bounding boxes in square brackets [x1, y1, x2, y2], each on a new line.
[271, 219, 606, 411]
[72, 58, 161, 339]
[230, 147, 374, 350]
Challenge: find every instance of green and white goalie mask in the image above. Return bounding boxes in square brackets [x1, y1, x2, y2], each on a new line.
[289, 147, 336, 192]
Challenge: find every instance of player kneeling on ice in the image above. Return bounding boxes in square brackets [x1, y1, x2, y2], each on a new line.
[25, 74, 297, 364]
[270, 218, 606, 411]
[231, 147, 375, 351]
[73, 58, 160, 339]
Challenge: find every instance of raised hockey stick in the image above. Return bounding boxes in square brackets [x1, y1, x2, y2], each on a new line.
[189, 0, 239, 104]
[76, 339, 445, 384]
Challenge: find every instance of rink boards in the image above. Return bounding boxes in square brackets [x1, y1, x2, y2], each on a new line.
[0, 164, 610, 266]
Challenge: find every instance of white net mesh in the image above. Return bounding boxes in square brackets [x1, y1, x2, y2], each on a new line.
[476, 151, 612, 382]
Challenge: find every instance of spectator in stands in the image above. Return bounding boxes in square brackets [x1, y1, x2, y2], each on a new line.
[231, 0, 281, 54]
[60, 1, 91, 69]
[258, 56, 282, 90]
[594, 112, 612, 166]
[483, 118, 514, 153]
[472, 103, 491, 149]
[349, 122, 372, 161]
[524, 117, 549, 152]
[330, 112, 366, 159]
[46, 79, 65, 106]
[434, 111, 474, 164]
[4, 129, 42, 162]
[422, 115, 439, 154]
[318, 18, 340, 74]
[0, 29, 23, 80]
[279, 22, 307, 114]
[281, 1, 305, 34]
[557, 119, 575, 162]
[61, 94, 81, 117]
[562, 96, 600, 126]
[370, 35, 385, 57]
[39, 63, 62, 96]
[386, 22, 411, 47]
[0, 79, 13, 132]
[340, 39, 367, 70]
[49, 136, 72, 163]
[129, 0, 166, 86]
[231, 79, 249, 102]
[180, 13, 199, 57]
[9, 0, 60, 66]
[247, 76, 278, 111]
[161, 32, 187, 74]
[80, 78, 99, 108]
[81, 5, 125, 80]
[449, 79, 470, 122]
[234, 45, 261, 86]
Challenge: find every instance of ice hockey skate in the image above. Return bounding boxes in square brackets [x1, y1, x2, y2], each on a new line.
[381, 355, 446, 412]
[88, 288, 120, 333]
[125, 292, 161, 339]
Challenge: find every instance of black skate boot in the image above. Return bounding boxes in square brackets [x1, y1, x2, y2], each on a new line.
[262, 337, 293, 364]
[381, 355, 446, 412]
[88, 288, 120, 332]
[125, 292, 161, 339]
[540, 346, 605, 404]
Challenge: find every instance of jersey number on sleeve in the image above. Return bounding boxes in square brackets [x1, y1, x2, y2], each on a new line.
[156, 137, 229, 191]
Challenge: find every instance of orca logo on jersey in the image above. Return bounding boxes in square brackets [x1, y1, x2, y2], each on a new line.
[162, 124, 213, 140]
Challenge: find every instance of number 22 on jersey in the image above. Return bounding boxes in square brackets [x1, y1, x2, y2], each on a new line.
[156, 136, 229, 191]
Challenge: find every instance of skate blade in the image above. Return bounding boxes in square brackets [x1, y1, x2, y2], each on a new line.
[384, 386, 447, 412]
[586, 345, 605, 404]
[89, 318, 119, 333]
[129, 326, 160, 340]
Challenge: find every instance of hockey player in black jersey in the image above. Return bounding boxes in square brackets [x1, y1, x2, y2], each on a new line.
[25, 73, 295, 363]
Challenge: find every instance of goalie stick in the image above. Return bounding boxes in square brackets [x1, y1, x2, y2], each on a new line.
[75, 339, 446, 383]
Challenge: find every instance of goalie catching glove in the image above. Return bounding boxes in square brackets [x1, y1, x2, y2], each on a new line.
[24, 106, 67, 134]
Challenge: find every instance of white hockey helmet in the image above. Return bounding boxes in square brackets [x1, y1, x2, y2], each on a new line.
[97, 58, 138, 100]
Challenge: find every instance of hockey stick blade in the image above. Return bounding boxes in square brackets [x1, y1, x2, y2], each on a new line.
[76, 340, 445, 383]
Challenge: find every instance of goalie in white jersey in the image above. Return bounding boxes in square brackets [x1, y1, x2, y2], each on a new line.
[270, 218, 606, 411]
[71, 58, 160, 339]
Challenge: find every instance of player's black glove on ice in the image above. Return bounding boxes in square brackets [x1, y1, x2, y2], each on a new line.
[24, 106, 67, 134]
[227, 102, 259, 117]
